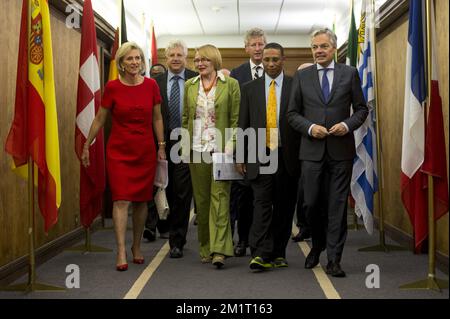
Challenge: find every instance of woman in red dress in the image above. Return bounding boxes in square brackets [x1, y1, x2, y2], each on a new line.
[81, 42, 166, 271]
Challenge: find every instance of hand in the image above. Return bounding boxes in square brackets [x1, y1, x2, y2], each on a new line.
[311, 125, 329, 139]
[157, 147, 166, 160]
[81, 148, 90, 167]
[329, 123, 348, 136]
[235, 163, 246, 176]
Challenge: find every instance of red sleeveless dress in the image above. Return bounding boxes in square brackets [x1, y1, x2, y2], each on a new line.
[101, 77, 161, 201]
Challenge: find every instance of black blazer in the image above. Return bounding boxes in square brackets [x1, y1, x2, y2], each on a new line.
[238, 74, 300, 180]
[287, 63, 368, 161]
[154, 68, 198, 143]
[230, 62, 254, 88]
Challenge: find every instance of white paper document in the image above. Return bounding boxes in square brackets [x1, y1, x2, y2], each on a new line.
[212, 153, 243, 181]
[154, 160, 169, 188]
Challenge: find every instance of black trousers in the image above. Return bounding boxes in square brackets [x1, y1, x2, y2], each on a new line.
[230, 181, 253, 242]
[295, 171, 310, 232]
[249, 150, 298, 260]
[166, 160, 192, 249]
[146, 143, 193, 249]
[301, 155, 352, 263]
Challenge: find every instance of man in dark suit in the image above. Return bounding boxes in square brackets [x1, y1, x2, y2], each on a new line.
[287, 28, 368, 277]
[229, 28, 266, 257]
[145, 40, 198, 258]
[237, 42, 300, 271]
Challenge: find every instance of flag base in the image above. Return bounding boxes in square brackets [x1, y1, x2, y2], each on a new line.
[358, 243, 408, 252]
[348, 223, 364, 230]
[65, 227, 112, 253]
[399, 276, 448, 291]
[0, 282, 65, 292]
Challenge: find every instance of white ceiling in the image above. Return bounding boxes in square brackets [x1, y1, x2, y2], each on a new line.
[90, 0, 387, 48]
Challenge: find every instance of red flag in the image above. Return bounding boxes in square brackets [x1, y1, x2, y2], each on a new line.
[75, 0, 105, 228]
[151, 24, 158, 65]
[5, 0, 28, 168]
[421, 1, 449, 224]
[5, 0, 61, 232]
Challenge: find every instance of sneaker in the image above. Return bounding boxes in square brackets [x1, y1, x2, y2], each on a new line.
[249, 256, 273, 271]
[273, 257, 288, 268]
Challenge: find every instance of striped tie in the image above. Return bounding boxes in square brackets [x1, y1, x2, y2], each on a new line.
[169, 75, 181, 130]
[266, 80, 278, 150]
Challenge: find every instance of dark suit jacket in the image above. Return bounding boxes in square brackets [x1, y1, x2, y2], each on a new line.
[287, 63, 368, 161]
[238, 74, 300, 180]
[230, 62, 254, 88]
[154, 69, 198, 143]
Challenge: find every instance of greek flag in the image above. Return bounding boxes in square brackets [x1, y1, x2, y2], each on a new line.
[350, 0, 377, 234]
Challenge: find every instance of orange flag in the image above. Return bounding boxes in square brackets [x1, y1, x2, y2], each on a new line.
[108, 28, 119, 81]
[5, 0, 61, 232]
[151, 24, 158, 65]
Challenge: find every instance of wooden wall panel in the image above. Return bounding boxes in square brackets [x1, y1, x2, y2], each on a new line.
[0, 0, 84, 267]
[156, 48, 313, 77]
[377, 8, 448, 255]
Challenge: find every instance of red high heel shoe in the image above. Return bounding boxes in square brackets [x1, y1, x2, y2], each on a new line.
[133, 257, 145, 264]
[131, 247, 145, 264]
[116, 263, 128, 271]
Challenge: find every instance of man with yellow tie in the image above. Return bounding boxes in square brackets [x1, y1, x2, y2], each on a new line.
[236, 43, 301, 271]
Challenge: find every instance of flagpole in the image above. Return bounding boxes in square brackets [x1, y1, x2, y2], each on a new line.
[400, 0, 448, 291]
[357, 0, 406, 252]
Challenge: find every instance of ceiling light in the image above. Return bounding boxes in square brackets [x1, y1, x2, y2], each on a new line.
[210, 5, 222, 13]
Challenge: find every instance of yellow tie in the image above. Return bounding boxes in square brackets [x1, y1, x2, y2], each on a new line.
[266, 80, 278, 150]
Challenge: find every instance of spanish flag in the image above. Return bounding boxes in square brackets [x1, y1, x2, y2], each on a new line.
[5, 0, 61, 232]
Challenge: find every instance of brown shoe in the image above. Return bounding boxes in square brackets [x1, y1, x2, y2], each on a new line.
[212, 254, 225, 268]
[200, 256, 212, 264]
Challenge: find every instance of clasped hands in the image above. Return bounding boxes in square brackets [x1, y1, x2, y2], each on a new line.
[311, 123, 348, 139]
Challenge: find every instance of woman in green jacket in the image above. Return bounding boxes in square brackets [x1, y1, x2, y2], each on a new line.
[182, 44, 240, 268]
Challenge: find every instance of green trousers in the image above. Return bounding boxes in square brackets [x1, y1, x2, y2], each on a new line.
[189, 158, 234, 258]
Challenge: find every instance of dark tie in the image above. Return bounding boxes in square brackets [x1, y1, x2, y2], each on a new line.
[321, 68, 330, 102]
[254, 66, 262, 79]
[169, 75, 181, 130]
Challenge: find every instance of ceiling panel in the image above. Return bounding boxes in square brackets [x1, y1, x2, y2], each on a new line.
[193, 0, 239, 35]
[90, 0, 388, 48]
[239, 0, 283, 34]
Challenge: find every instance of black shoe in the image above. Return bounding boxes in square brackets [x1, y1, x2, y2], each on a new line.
[143, 228, 156, 242]
[193, 215, 198, 226]
[169, 247, 183, 258]
[304, 250, 321, 269]
[326, 261, 346, 277]
[234, 241, 247, 257]
[292, 230, 311, 242]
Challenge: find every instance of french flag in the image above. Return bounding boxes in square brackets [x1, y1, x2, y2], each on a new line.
[400, 0, 448, 252]
[400, 0, 428, 252]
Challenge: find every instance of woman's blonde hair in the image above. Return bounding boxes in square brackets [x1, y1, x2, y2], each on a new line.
[115, 42, 146, 76]
[195, 44, 222, 71]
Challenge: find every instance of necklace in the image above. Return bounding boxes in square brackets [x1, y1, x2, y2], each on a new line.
[202, 74, 217, 93]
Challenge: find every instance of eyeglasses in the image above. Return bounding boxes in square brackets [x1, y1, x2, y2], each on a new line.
[193, 57, 211, 64]
[311, 44, 332, 50]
